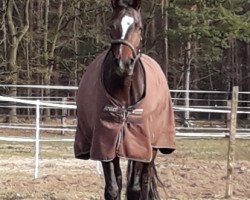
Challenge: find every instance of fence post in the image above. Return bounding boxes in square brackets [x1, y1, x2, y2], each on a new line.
[225, 86, 239, 198]
[34, 100, 41, 179]
[61, 97, 67, 135]
[226, 100, 231, 129]
[184, 89, 190, 127]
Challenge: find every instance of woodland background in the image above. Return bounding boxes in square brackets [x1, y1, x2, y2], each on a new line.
[0, 0, 250, 122]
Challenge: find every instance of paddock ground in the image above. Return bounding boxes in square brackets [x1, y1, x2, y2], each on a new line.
[0, 129, 249, 200]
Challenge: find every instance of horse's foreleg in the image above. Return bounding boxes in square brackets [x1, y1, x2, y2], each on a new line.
[126, 161, 144, 200]
[113, 156, 122, 198]
[141, 163, 151, 200]
[141, 149, 160, 200]
[126, 150, 160, 200]
[102, 157, 122, 200]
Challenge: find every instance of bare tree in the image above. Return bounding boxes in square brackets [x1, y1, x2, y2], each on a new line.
[247, 43, 250, 120]
[1, 0, 7, 62]
[73, 1, 80, 86]
[43, 0, 65, 120]
[143, 0, 156, 54]
[6, 0, 30, 123]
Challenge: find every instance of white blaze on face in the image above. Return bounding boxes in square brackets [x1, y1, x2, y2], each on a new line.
[121, 15, 134, 39]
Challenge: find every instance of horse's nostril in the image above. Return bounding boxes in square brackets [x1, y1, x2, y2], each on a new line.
[129, 58, 134, 65]
[114, 58, 119, 65]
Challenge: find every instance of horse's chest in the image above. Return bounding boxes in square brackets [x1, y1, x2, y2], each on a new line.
[74, 51, 176, 162]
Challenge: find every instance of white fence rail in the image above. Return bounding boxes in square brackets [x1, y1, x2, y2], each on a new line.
[1, 85, 250, 178]
[0, 96, 76, 179]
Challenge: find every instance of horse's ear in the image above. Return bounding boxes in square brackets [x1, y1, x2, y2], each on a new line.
[111, 0, 141, 10]
[131, 0, 141, 10]
[111, 0, 118, 9]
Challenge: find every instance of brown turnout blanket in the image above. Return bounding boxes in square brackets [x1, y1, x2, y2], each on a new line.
[74, 51, 175, 162]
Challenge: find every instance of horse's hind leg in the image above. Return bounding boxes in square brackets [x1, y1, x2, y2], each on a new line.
[102, 157, 122, 200]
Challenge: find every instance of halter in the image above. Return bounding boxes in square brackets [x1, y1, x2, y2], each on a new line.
[110, 39, 141, 69]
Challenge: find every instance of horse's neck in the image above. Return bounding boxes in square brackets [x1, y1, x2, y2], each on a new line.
[103, 52, 145, 107]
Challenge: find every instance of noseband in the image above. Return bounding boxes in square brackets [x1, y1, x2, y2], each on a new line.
[111, 39, 141, 68]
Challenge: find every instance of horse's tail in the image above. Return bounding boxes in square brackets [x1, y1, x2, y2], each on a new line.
[149, 163, 166, 200]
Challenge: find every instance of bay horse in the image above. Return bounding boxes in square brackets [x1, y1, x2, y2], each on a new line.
[74, 0, 176, 199]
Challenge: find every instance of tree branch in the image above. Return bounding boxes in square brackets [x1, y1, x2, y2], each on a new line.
[17, 0, 30, 42]
[6, 0, 17, 38]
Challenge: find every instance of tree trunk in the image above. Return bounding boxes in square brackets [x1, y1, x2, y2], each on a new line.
[37, 1, 43, 101]
[192, 41, 200, 118]
[6, 0, 30, 123]
[2, 0, 7, 62]
[26, 34, 31, 119]
[72, 1, 80, 116]
[247, 43, 250, 120]
[161, 0, 169, 77]
[74, 1, 80, 85]
[143, 0, 156, 53]
[150, 17, 156, 49]
[43, 0, 64, 121]
[43, 0, 50, 120]
[26, 0, 34, 119]
[184, 40, 192, 125]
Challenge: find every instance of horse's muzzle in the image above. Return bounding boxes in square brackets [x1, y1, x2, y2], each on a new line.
[111, 39, 141, 76]
[115, 58, 135, 76]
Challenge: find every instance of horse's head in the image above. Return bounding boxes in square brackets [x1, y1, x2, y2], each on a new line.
[109, 0, 142, 75]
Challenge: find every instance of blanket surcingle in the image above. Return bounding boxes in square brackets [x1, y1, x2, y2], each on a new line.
[74, 51, 176, 162]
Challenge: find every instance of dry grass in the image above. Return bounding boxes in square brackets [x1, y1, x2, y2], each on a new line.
[1, 138, 249, 161]
[0, 137, 249, 200]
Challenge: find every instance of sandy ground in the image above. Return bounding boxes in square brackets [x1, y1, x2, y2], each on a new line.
[0, 154, 249, 199]
[0, 127, 249, 199]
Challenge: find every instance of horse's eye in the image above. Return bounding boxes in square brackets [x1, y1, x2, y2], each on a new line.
[109, 25, 114, 30]
[135, 24, 142, 31]
[106, 27, 111, 32]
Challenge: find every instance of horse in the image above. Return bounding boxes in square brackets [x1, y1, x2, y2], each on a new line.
[74, 0, 176, 199]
